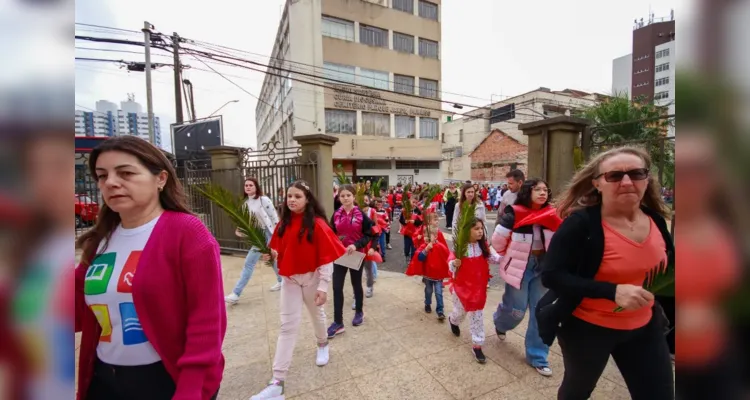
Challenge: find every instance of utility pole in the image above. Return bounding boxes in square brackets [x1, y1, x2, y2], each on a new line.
[143, 21, 155, 144]
[173, 32, 184, 124]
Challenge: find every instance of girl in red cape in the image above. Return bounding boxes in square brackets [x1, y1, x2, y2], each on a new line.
[399, 194, 422, 263]
[490, 178, 562, 377]
[447, 218, 502, 364]
[251, 180, 346, 400]
[405, 212, 451, 321]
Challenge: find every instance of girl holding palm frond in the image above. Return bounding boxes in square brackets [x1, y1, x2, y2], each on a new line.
[540, 146, 674, 399]
[225, 177, 282, 305]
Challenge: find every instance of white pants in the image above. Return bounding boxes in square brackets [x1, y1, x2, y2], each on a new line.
[448, 293, 485, 346]
[272, 271, 328, 380]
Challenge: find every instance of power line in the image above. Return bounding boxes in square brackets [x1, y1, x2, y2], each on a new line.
[75, 22, 141, 34]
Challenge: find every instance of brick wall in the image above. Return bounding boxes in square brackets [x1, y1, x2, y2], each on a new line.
[470, 130, 527, 182]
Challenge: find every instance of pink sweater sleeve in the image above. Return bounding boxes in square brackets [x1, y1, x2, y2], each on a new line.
[173, 217, 226, 400]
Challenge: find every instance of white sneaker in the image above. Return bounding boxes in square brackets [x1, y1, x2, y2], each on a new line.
[250, 379, 284, 400]
[224, 293, 239, 304]
[535, 366, 553, 377]
[366, 286, 373, 298]
[269, 282, 282, 292]
[316, 344, 330, 366]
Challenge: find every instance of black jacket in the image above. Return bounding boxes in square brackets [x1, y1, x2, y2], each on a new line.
[536, 204, 674, 346]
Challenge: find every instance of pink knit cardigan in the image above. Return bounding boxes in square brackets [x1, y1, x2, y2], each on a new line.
[75, 211, 226, 400]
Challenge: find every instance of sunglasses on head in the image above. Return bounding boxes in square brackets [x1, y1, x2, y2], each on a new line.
[595, 168, 649, 183]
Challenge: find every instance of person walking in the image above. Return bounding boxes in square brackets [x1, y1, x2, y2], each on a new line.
[498, 170, 524, 218]
[443, 183, 459, 229]
[225, 177, 283, 305]
[539, 146, 674, 399]
[451, 183, 486, 236]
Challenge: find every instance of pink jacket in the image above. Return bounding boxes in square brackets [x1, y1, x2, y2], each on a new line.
[491, 224, 554, 290]
[75, 211, 226, 400]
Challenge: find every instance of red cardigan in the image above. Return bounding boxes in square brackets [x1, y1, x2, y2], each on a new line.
[75, 211, 227, 400]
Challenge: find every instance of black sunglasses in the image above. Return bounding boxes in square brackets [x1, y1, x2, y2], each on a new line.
[595, 168, 649, 183]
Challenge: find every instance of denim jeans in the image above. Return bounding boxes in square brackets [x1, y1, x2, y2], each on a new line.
[232, 229, 281, 296]
[493, 254, 549, 367]
[424, 279, 444, 314]
[378, 233, 387, 260]
[403, 236, 415, 259]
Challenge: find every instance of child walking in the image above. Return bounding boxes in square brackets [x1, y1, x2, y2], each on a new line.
[399, 194, 423, 263]
[405, 210, 451, 321]
[448, 219, 502, 364]
[374, 198, 391, 259]
[251, 181, 346, 400]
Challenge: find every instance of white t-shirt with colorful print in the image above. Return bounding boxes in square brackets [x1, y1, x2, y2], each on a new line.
[83, 216, 161, 366]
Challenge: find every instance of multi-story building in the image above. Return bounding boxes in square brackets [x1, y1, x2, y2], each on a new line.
[74, 98, 162, 147]
[611, 13, 675, 135]
[441, 87, 602, 182]
[255, 0, 443, 186]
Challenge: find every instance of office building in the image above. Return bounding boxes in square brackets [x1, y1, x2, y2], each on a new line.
[255, 0, 443, 186]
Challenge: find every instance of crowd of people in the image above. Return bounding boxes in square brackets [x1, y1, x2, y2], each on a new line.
[74, 136, 697, 400]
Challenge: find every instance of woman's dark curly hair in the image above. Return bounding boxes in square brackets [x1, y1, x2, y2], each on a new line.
[514, 178, 552, 209]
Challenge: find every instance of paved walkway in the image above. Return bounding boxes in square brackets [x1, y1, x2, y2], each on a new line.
[218, 255, 632, 400]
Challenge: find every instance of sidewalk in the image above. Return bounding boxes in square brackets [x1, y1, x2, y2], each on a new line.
[218, 255, 631, 400]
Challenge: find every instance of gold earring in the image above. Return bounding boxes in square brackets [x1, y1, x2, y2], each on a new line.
[158, 186, 164, 192]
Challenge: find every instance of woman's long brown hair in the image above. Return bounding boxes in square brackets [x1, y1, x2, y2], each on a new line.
[75, 136, 192, 265]
[459, 183, 482, 206]
[555, 145, 669, 219]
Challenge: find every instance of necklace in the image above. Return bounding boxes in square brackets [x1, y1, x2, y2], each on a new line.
[624, 213, 640, 231]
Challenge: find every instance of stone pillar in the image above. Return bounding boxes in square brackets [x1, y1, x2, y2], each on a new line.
[518, 116, 591, 196]
[205, 146, 244, 251]
[294, 134, 339, 218]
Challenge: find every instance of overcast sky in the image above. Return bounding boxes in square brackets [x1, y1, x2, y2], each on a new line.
[74, 0, 676, 152]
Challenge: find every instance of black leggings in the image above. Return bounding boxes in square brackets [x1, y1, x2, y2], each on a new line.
[87, 358, 219, 400]
[385, 230, 390, 244]
[333, 263, 363, 324]
[557, 312, 673, 400]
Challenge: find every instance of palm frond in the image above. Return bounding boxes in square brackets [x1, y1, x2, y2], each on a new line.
[614, 259, 674, 312]
[335, 164, 351, 184]
[452, 201, 476, 274]
[402, 183, 413, 220]
[371, 178, 383, 199]
[195, 183, 271, 254]
[355, 182, 367, 207]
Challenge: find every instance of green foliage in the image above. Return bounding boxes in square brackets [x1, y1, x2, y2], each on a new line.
[614, 259, 674, 312]
[335, 164, 351, 184]
[195, 183, 271, 254]
[370, 178, 383, 199]
[421, 184, 443, 240]
[402, 184, 413, 219]
[355, 182, 367, 207]
[452, 201, 476, 273]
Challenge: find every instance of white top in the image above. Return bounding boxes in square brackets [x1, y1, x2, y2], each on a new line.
[501, 190, 518, 211]
[451, 200, 487, 236]
[448, 242, 502, 273]
[246, 195, 280, 233]
[84, 215, 161, 366]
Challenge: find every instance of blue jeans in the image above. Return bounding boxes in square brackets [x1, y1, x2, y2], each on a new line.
[378, 233, 386, 261]
[424, 279, 444, 314]
[493, 254, 549, 367]
[403, 236, 415, 259]
[232, 229, 281, 296]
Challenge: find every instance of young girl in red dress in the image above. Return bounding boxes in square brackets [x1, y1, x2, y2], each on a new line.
[448, 218, 502, 364]
[251, 180, 346, 400]
[405, 211, 451, 321]
[399, 194, 422, 263]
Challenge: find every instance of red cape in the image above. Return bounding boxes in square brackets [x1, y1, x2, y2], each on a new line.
[511, 205, 562, 231]
[447, 254, 490, 312]
[405, 242, 451, 280]
[399, 214, 421, 236]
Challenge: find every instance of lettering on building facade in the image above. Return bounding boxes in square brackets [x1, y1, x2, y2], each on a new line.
[330, 84, 432, 117]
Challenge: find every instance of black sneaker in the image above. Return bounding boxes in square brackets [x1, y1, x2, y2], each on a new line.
[424, 304, 432, 313]
[437, 312, 446, 322]
[449, 320, 461, 337]
[473, 347, 487, 364]
[495, 328, 506, 341]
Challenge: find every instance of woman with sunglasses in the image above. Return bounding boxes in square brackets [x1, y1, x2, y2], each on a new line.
[539, 146, 674, 400]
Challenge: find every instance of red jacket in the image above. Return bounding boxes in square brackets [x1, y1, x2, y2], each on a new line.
[270, 214, 345, 276]
[75, 211, 227, 400]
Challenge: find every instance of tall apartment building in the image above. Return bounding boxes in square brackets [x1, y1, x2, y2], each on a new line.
[255, 0, 443, 186]
[74, 98, 163, 147]
[611, 13, 675, 136]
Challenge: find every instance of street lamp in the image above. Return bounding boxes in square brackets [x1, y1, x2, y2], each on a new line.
[207, 99, 239, 118]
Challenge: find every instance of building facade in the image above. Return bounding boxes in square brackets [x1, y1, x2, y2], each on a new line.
[74, 99, 163, 147]
[255, 0, 443, 185]
[441, 87, 601, 182]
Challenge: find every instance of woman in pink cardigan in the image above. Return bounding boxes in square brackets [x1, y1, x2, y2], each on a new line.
[75, 136, 226, 400]
[490, 178, 562, 377]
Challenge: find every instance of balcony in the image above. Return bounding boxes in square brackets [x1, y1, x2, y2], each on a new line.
[331, 134, 441, 161]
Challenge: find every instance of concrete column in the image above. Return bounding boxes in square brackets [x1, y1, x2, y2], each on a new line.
[206, 146, 244, 250]
[415, 116, 421, 139]
[294, 134, 340, 217]
[356, 110, 363, 136]
[518, 116, 592, 196]
[389, 113, 396, 138]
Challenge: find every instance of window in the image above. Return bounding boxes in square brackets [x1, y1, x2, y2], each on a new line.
[419, 117, 438, 140]
[359, 24, 388, 47]
[393, 0, 413, 13]
[394, 74, 415, 94]
[455, 147, 463, 157]
[322, 16, 354, 41]
[323, 62, 355, 83]
[419, 78, 438, 98]
[396, 160, 440, 169]
[357, 68, 389, 90]
[325, 109, 356, 134]
[362, 112, 390, 137]
[459, 128, 463, 142]
[655, 77, 670, 86]
[395, 115, 416, 138]
[655, 63, 670, 73]
[418, 0, 438, 20]
[418, 38, 439, 59]
[656, 48, 670, 58]
[393, 32, 415, 53]
[357, 160, 392, 169]
[654, 91, 670, 100]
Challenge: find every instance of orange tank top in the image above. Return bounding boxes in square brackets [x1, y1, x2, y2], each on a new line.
[573, 218, 666, 330]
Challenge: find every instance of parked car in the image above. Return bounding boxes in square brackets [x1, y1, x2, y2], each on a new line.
[75, 194, 99, 228]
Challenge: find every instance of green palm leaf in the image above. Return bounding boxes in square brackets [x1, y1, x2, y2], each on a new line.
[371, 178, 383, 199]
[452, 201, 476, 274]
[195, 183, 271, 254]
[355, 182, 367, 207]
[614, 259, 674, 312]
[402, 184, 413, 219]
[335, 164, 351, 184]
